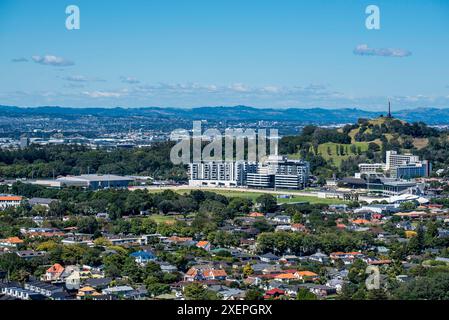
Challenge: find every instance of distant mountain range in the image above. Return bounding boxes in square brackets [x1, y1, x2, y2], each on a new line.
[2, 105, 449, 125]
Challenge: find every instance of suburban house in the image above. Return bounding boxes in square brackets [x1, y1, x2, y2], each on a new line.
[28, 197, 59, 208]
[184, 266, 227, 282]
[295, 271, 319, 282]
[202, 269, 227, 281]
[248, 212, 264, 218]
[291, 223, 307, 232]
[0, 195, 23, 209]
[43, 263, 65, 282]
[196, 241, 211, 251]
[24, 280, 67, 299]
[130, 251, 156, 265]
[263, 288, 285, 300]
[259, 253, 280, 263]
[0, 285, 46, 300]
[272, 215, 292, 224]
[330, 252, 364, 261]
[0, 237, 24, 249]
[77, 286, 101, 299]
[64, 270, 81, 290]
[309, 284, 337, 297]
[308, 251, 330, 264]
[15, 250, 47, 260]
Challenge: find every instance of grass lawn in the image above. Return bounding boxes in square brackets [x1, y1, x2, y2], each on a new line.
[288, 142, 371, 168]
[276, 195, 346, 205]
[148, 214, 177, 224]
[148, 188, 346, 205]
[314, 142, 369, 167]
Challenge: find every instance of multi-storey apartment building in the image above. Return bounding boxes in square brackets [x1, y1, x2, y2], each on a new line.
[188, 155, 310, 190]
[385, 150, 431, 179]
[385, 150, 420, 171]
[247, 155, 310, 190]
[188, 161, 257, 187]
[391, 160, 432, 179]
[358, 163, 386, 175]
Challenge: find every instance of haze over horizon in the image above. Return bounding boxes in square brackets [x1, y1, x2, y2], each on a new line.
[1, 0, 449, 110]
[0, 104, 447, 113]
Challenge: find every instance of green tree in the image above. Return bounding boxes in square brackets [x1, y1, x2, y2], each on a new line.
[296, 288, 317, 300]
[243, 263, 254, 278]
[256, 194, 277, 213]
[245, 289, 263, 300]
[184, 283, 219, 300]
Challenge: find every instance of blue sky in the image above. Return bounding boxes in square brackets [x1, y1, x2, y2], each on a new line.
[1, 0, 449, 110]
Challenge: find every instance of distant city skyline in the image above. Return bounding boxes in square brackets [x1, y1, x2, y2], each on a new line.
[1, 0, 449, 110]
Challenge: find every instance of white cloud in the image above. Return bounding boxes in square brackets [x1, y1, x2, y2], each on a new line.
[62, 75, 106, 83]
[32, 55, 74, 66]
[120, 76, 140, 84]
[353, 44, 412, 57]
[83, 90, 125, 98]
[228, 83, 250, 92]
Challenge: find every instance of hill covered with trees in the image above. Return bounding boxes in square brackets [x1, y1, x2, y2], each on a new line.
[280, 116, 449, 180]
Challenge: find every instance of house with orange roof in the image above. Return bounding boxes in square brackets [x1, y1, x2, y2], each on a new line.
[294, 271, 319, 281]
[76, 286, 101, 299]
[368, 259, 392, 266]
[352, 219, 370, 225]
[184, 267, 202, 281]
[274, 273, 297, 282]
[184, 266, 227, 281]
[43, 263, 65, 282]
[203, 269, 227, 281]
[248, 212, 264, 218]
[196, 240, 211, 251]
[291, 223, 307, 232]
[0, 195, 23, 209]
[167, 236, 194, 244]
[0, 236, 24, 249]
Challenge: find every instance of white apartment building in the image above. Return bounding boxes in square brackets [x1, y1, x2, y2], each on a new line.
[188, 161, 257, 187]
[385, 150, 420, 171]
[188, 155, 310, 190]
[358, 163, 386, 175]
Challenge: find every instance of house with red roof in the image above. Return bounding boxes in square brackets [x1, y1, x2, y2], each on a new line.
[43, 263, 65, 282]
[263, 288, 285, 300]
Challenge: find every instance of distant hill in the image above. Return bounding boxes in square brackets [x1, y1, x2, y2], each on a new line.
[2, 105, 449, 125]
